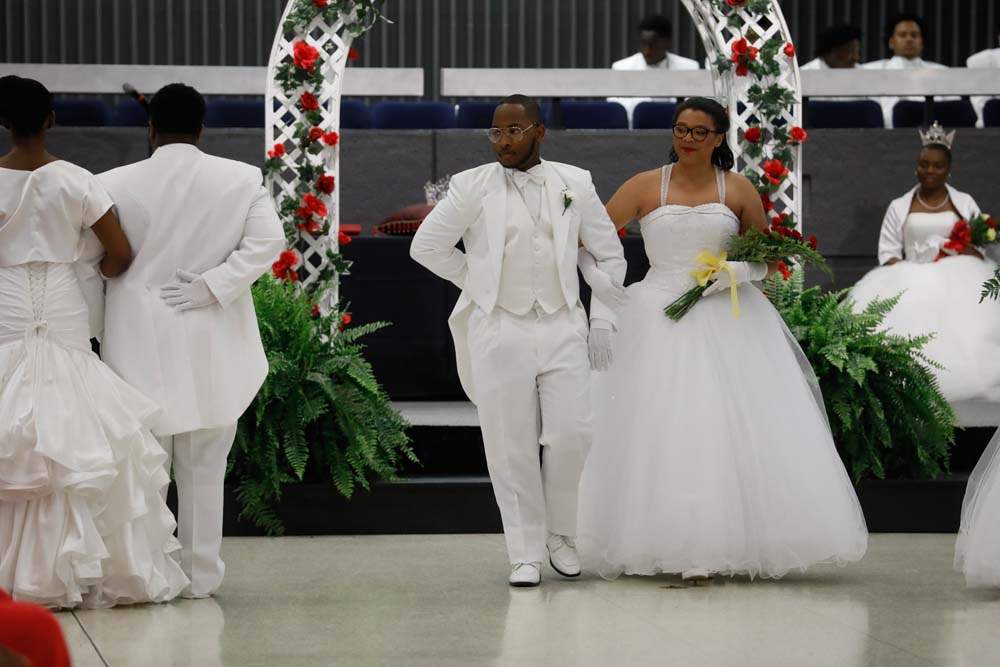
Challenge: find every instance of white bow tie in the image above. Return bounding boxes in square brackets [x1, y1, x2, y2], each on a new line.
[509, 169, 545, 188]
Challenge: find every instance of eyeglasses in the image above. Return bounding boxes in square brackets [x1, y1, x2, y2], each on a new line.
[672, 124, 722, 142]
[487, 124, 537, 143]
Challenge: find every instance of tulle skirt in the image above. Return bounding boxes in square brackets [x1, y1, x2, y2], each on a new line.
[956, 428, 1000, 587]
[850, 256, 1000, 403]
[0, 262, 188, 608]
[578, 276, 869, 579]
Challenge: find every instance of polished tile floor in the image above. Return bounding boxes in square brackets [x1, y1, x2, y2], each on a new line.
[56, 534, 1000, 667]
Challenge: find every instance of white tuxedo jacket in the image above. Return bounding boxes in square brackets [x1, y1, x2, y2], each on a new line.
[410, 160, 626, 402]
[99, 144, 285, 436]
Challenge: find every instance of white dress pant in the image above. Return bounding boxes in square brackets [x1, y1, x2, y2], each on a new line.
[467, 304, 592, 564]
[158, 424, 238, 597]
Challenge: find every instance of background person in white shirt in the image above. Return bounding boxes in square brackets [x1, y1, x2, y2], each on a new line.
[801, 24, 862, 70]
[862, 13, 947, 128]
[967, 26, 1000, 127]
[610, 14, 700, 128]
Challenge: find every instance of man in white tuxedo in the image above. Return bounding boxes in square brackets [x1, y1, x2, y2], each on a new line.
[99, 83, 285, 598]
[411, 95, 626, 587]
[967, 27, 1000, 127]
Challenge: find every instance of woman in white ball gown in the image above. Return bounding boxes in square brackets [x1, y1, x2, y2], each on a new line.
[849, 123, 1000, 403]
[577, 97, 868, 582]
[0, 76, 188, 608]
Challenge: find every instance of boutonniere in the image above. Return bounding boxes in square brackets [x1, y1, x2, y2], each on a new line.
[561, 189, 574, 216]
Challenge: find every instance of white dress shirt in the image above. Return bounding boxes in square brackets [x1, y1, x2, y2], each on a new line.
[609, 51, 701, 127]
[967, 47, 1000, 127]
[861, 56, 949, 128]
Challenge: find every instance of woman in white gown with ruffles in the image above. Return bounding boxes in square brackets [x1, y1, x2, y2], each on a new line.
[577, 97, 868, 582]
[850, 127, 1000, 403]
[0, 75, 187, 608]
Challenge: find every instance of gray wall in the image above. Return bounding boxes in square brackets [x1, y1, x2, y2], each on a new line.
[5, 126, 998, 289]
[3, 0, 998, 99]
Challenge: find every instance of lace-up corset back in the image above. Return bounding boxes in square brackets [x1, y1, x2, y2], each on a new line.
[638, 164, 740, 293]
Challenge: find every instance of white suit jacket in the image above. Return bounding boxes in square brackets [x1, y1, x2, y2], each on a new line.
[99, 144, 285, 436]
[878, 185, 981, 265]
[967, 48, 1000, 127]
[609, 51, 701, 126]
[861, 56, 949, 128]
[410, 160, 626, 403]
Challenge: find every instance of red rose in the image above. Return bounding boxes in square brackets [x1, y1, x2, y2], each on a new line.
[771, 212, 790, 228]
[338, 230, 352, 246]
[305, 219, 323, 235]
[266, 142, 285, 159]
[302, 193, 328, 217]
[762, 158, 789, 185]
[293, 41, 320, 72]
[322, 131, 340, 146]
[317, 174, 336, 194]
[313, 0, 328, 8]
[272, 250, 300, 282]
[784, 42, 796, 58]
[311, 303, 321, 318]
[808, 235, 818, 250]
[299, 91, 320, 111]
[339, 312, 352, 331]
[730, 38, 759, 77]
[348, 47, 360, 61]
[776, 260, 792, 281]
[744, 127, 762, 143]
[788, 126, 809, 144]
[760, 194, 773, 212]
[308, 126, 324, 142]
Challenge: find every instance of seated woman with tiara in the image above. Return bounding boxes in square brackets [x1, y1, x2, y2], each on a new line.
[850, 123, 1000, 403]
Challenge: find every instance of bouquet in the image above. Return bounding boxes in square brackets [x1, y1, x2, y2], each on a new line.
[937, 213, 998, 259]
[664, 216, 830, 321]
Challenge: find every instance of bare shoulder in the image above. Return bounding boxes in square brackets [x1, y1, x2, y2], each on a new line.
[724, 170, 756, 197]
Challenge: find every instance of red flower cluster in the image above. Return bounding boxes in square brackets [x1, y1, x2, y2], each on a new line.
[322, 130, 339, 146]
[317, 174, 336, 194]
[348, 47, 361, 61]
[730, 38, 759, 77]
[267, 143, 285, 159]
[942, 219, 973, 256]
[308, 126, 324, 142]
[784, 42, 797, 58]
[296, 193, 328, 219]
[293, 41, 320, 72]
[744, 126, 762, 143]
[762, 159, 789, 186]
[760, 193, 774, 212]
[788, 126, 808, 144]
[272, 250, 300, 282]
[338, 230, 353, 246]
[299, 91, 320, 111]
[776, 260, 792, 280]
[339, 312, 352, 331]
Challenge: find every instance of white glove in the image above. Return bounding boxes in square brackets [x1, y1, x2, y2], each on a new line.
[577, 248, 627, 312]
[702, 261, 768, 296]
[588, 318, 614, 372]
[160, 269, 219, 311]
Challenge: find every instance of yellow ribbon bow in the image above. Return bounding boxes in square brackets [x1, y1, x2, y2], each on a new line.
[690, 250, 741, 317]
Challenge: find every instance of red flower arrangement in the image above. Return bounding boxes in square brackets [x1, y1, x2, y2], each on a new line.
[730, 38, 759, 77]
[299, 91, 320, 111]
[272, 250, 301, 282]
[317, 174, 336, 194]
[292, 41, 320, 72]
[937, 213, 999, 259]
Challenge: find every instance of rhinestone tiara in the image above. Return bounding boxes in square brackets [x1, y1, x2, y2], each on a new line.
[919, 121, 956, 150]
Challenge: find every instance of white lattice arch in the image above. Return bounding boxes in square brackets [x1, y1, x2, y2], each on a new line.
[265, 2, 354, 295]
[680, 1, 803, 227]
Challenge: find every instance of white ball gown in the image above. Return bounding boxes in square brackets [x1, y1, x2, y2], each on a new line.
[956, 427, 1000, 587]
[0, 161, 188, 608]
[578, 165, 869, 579]
[850, 210, 1000, 403]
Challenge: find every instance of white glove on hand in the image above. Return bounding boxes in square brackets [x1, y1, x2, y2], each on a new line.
[702, 261, 768, 296]
[577, 248, 627, 312]
[160, 269, 218, 311]
[588, 318, 614, 372]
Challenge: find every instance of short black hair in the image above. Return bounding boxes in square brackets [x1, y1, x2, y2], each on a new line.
[0, 75, 53, 138]
[886, 13, 926, 45]
[149, 83, 205, 135]
[497, 94, 543, 124]
[816, 24, 862, 57]
[638, 14, 672, 39]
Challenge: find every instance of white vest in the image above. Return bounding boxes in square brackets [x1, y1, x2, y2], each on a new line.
[496, 167, 566, 315]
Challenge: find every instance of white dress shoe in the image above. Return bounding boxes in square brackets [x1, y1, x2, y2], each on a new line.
[509, 562, 541, 587]
[546, 534, 581, 578]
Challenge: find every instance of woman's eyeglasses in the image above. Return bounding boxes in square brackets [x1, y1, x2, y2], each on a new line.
[487, 124, 537, 143]
[672, 124, 722, 142]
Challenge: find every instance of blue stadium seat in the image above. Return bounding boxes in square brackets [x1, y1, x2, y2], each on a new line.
[632, 102, 677, 129]
[204, 99, 265, 128]
[456, 101, 499, 129]
[340, 100, 372, 129]
[371, 101, 456, 129]
[113, 98, 148, 126]
[892, 100, 978, 128]
[805, 100, 884, 129]
[559, 101, 628, 129]
[982, 99, 1000, 127]
[52, 98, 113, 126]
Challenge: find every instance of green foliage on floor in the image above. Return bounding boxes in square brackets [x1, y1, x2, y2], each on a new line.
[766, 271, 955, 482]
[230, 276, 416, 535]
